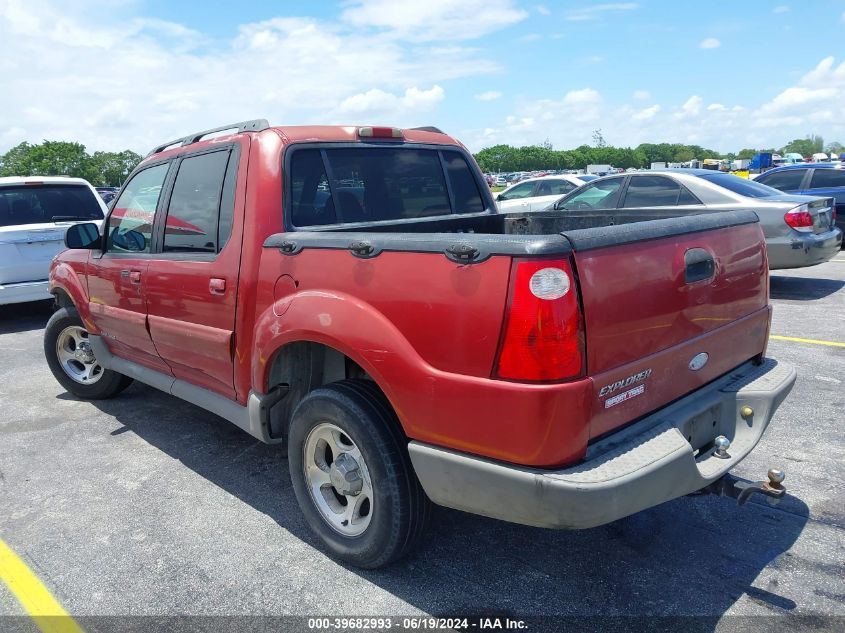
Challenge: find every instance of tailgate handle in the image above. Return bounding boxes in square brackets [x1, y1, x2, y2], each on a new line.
[445, 243, 480, 263]
[348, 240, 375, 258]
[684, 248, 715, 284]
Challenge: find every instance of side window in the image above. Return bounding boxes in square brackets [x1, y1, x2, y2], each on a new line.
[809, 169, 845, 189]
[290, 149, 336, 227]
[107, 163, 169, 253]
[677, 185, 702, 205]
[756, 170, 805, 191]
[163, 151, 231, 254]
[623, 176, 682, 208]
[536, 180, 576, 196]
[498, 181, 535, 201]
[561, 177, 624, 210]
[442, 151, 485, 214]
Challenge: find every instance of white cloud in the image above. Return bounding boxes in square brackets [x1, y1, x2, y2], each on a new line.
[518, 33, 542, 43]
[475, 91, 503, 101]
[632, 90, 651, 100]
[536, 5, 550, 16]
[0, 0, 510, 153]
[676, 96, 703, 118]
[567, 3, 638, 21]
[335, 86, 444, 117]
[700, 38, 721, 49]
[632, 104, 660, 121]
[773, 6, 789, 13]
[462, 56, 845, 153]
[755, 56, 843, 128]
[341, 0, 528, 42]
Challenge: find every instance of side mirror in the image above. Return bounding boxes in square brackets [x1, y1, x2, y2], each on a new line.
[553, 201, 562, 211]
[65, 223, 101, 249]
[111, 228, 146, 252]
[496, 194, 504, 202]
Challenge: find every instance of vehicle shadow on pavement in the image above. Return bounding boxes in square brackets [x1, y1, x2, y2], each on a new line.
[0, 300, 53, 335]
[769, 276, 844, 301]
[78, 382, 810, 626]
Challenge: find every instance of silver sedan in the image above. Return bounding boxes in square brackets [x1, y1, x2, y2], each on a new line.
[546, 169, 842, 269]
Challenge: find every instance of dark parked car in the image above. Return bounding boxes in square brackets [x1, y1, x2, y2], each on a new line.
[754, 163, 845, 241]
[546, 169, 841, 269]
[95, 187, 119, 205]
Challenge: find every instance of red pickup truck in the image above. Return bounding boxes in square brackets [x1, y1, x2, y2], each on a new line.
[45, 120, 796, 568]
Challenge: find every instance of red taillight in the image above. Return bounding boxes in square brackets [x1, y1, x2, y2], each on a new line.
[494, 259, 584, 382]
[784, 204, 813, 231]
[357, 126, 404, 139]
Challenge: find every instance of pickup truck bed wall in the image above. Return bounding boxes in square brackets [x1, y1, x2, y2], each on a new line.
[260, 209, 767, 462]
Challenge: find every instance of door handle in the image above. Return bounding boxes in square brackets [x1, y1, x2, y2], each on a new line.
[129, 271, 141, 284]
[209, 278, 226, 295]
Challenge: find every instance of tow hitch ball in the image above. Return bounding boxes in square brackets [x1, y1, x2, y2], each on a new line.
[703, 469, 786, 506]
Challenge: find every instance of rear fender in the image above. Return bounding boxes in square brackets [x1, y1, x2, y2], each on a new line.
[253, 290, 426, 425]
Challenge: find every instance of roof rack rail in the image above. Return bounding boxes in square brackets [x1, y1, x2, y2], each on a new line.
[409, 126, 445, 134]
[148, 119, 270, 156]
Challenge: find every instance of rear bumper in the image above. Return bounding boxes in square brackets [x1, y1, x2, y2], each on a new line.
[0, 280, 51, 306]
[767, 228, 842, 269]
[409, 358, 796, 529]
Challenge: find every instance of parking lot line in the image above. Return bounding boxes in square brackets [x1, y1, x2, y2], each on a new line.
[770, 335, 845, 348]
[0, 538, 83, 633]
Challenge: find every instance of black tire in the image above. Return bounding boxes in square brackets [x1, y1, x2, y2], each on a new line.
[288, 379, 431, 568]
[44, 306, 133, 399]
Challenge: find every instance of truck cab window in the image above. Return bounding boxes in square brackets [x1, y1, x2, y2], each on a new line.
[163, 150, 232, 253]
[107, 163, 170, 253]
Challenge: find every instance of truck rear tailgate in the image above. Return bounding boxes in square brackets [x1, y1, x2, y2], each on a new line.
[564, 210, 769, 439]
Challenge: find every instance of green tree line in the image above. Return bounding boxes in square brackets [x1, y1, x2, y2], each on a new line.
[475, 134, 844, 172]
[0, 141, 142, 187]
[474, 142, 722, 172]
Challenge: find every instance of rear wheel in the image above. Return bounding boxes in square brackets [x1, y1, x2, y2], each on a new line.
[44, 306, 132, 399]
[287, 379, 431, 568]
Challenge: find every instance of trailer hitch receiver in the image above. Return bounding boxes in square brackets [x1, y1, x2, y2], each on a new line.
[702, 468, 786, 506]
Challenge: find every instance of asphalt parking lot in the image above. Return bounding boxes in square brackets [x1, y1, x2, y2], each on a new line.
[1, 255, 844, 632]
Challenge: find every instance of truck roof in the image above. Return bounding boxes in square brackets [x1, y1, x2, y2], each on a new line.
[146, 119, 462, 160]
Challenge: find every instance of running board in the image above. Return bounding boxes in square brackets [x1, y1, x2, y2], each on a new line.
[88, 335, 282, 444]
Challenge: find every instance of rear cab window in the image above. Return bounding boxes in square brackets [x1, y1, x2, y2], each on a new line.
[0, 184, 103, 227]
[287, 146, 487, 228]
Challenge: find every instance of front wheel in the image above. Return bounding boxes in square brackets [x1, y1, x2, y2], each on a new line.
[44, 306, 133, 399]
[287, 380, 431, 568]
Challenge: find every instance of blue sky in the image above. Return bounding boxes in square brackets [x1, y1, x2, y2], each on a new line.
[2, 0, 844, 154]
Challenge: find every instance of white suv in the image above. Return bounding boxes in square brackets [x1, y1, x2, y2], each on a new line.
[0, 176, 107, 305]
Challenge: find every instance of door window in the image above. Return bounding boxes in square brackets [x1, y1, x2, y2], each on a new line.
[809, 168, 845, 189]
[755, 169, 805, 191]
[623, 176, 683, 208]
[498, 181, 535, 201]
[560, 178, 624, 210]
[107, 163, 169, 253]
[163, 151, 233, 253]
[535, 180, 576, 196]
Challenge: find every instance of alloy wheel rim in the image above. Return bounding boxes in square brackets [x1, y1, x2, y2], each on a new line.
[55, 325, 104, 385]
[303, 422, 374, 537]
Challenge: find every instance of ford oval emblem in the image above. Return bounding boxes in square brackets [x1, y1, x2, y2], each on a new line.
[689, 352, 709, 371]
